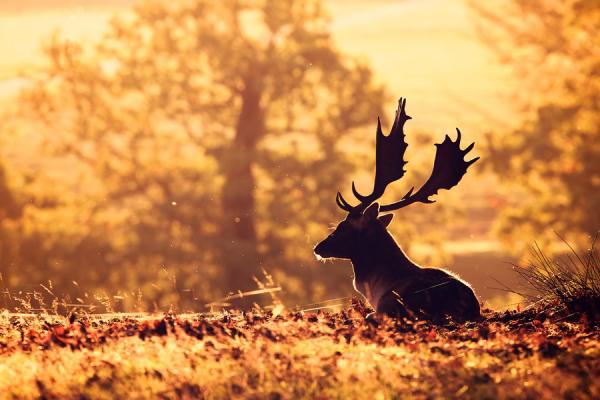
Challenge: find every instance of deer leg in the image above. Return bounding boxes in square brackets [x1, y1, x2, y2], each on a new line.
[376, 291, 415, 319]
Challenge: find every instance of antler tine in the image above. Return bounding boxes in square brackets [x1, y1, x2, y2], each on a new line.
[350, 116, 385, 202]
[379, 127, 479, 212]
[336, 192, 353, 212]
[401, 186, 415, 200]
[336, 98, 411, 214]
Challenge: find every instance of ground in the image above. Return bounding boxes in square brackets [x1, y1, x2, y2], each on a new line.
[0, 301, 598, 399]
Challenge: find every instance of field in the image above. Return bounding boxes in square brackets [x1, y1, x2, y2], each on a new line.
[0, 301, 598, 399]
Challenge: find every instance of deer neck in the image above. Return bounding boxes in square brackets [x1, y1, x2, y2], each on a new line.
[350, 229, 418, 282]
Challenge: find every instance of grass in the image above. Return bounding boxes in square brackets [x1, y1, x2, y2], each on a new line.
[512, 233, 600, 320]
[0, 301, 598, 399]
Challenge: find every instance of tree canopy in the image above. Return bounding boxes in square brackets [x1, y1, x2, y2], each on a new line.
[471, 0, 600, 250]
[2, 0, 386, 308]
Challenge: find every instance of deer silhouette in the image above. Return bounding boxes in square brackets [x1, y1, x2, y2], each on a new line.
[314, 98, 481, 322]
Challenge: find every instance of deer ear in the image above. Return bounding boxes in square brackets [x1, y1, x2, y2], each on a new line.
[378, 213, 393, 227]
[363, 202, 380, 221]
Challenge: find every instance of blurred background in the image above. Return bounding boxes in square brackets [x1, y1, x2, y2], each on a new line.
[0, 0, 597, 312]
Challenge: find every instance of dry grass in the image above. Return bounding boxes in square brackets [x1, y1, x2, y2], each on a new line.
[512, 234, 600, 320]
[0, 301, 598, 400]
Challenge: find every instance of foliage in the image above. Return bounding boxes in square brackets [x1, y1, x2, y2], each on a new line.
[471, 0, 600, 249]
[0, 304, 598, 399]
[1, 0, 387, 307]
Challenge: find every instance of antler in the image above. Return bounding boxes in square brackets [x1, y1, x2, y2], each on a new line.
[336, 98, 411, 214]
[379, 128, 479, 212]
[336, 98, 479, 215]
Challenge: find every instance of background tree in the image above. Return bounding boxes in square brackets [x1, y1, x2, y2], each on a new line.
[470, 0, 600, 251]
[11, 0, 385, 307]
[0, 163, 20, 222]
[0, 158, 21, 307]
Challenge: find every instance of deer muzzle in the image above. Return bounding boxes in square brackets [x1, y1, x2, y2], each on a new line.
[313, 240, 330, 259]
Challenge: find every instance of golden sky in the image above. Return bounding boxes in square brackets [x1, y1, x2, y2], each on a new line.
[0, 0, 518, 134]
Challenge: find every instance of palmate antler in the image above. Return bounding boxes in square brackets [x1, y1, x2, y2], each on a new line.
[336, 98, 479, 215]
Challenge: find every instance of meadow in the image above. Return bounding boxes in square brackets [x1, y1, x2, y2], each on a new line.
[0, 300, 598, 399]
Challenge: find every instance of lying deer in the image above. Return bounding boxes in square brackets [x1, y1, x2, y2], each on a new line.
[314, 98, 481, 322]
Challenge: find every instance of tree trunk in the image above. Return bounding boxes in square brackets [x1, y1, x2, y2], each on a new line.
[220, 75, 264, 306]
[0, 163, 20, 309]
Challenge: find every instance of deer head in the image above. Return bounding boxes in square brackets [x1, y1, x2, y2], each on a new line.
[314, 98, 479, 260]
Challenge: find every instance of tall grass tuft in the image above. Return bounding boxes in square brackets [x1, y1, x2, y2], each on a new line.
[515, 233, 600, 320]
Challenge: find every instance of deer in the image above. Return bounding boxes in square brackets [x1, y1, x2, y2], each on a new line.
[314, 98, 481, 322]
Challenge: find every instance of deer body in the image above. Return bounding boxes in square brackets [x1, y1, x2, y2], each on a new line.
[315, 97, 481, 322]
[315, 204, 481, 321]
[349, 224, 418, 310]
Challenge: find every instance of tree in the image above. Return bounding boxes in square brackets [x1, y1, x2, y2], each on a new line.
[16, 0, 385, 306]
[470, 0, 600, 250]
[0, 159, 21, 307]
[0, 163, 20, 222]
